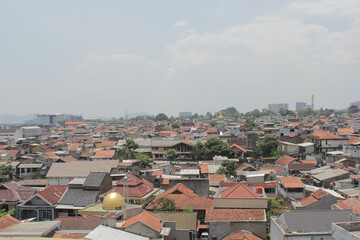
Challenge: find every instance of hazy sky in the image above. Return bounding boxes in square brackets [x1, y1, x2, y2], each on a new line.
[1, 0, 359, 118]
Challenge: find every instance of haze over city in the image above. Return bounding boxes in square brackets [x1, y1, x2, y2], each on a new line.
[1, 0, 360, 118]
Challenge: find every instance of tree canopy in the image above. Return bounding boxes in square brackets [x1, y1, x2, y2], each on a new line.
[0, 164, 15, 182]
[348, 105, 359, 114]
[153, 197, 178, 211]
[155, 113, 168, 121]
[120, 139, 139, 160]
[166, 149, 177, 160]
[251, 135, 279, 158]
[216, 160, 238, 177]
[194, 138, 231, 160]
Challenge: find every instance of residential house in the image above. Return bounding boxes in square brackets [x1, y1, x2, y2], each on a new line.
[332, 221, 360, 240]
[0, 221, 61, 238]
[17, 185, 67, 221]
[0, 181, 35, 212]
[332, 197, 360, 216]
[291, 189, 338, 210]
[307, 130, 347, 154]
[46, 160, 118, 185]
[56, 172, 112, 216]
[277, 176, 305, 199]
[343, 136, 360, 158]
[0, 215, 20, 231]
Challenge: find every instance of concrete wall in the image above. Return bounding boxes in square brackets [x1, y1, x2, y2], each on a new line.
[332, 222, 360, 240]
[163, 222, 192, 240]
[209, 221, 266, 240]
[213, 198, 267, 209]
[125, 222, 160, 238]
[278, 186, 304, 199]
[169, 179, 209, 196]
[48, 177, 72, 186]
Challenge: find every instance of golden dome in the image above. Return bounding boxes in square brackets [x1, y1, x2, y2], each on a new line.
[102, 191, 124, 210]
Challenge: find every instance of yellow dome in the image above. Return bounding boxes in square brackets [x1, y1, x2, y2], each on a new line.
[102, 191, 124, 210]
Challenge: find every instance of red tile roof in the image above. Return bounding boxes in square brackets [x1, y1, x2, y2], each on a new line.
[278, 176, 304, 189]
[338, 128, 354, 133]
[275, 155, 296, 166]
[220, 183, 260, 199]
[209, 175, 226, 183]
[223, 230, 262, 240]
[123, 210, 163, 232]
[0, 181, 36, 202]
[308, 130, 344, 140]
[230, 144, 247, 153]
[335, 197, 360, 215]
[349, 136, 360, 145]
[37, 185, 67, 205]
[0, 215, 20, 231]
[94, 150, 115, 157]
[206, 209, 266, 222]
[200, 164, 209, 174]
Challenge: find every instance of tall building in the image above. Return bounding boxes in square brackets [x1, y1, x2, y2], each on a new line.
[268, 103, 288, 114]
[36, 113, 83, 125]
[296, 102, 307, 112]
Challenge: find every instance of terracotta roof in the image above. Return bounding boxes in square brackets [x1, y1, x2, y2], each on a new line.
[200, 164, 209, 174]
[100, 141, 117, 148]
[300, 196, 318, 206]
[220, 183, 260, 199]
[59, 155, 77, 163]
[312, 189, 329, 199]
[152, 170, 164, 177]
[94, 150, 115, 157]
[349, 136, 360, 145]
[206, 209, 266, 222]
[278, 176, 304, 188]
[0, 215, 20, 231]
[335, 197, 360, 215]
[300, 159, 317, 165]
[223, 230, 262, 240]
[338, 128, 354, 133]
[209, 174, 226, 183]
[37, 185, 67, 205]
[55, 215, 101, 230]
[53, 233, 87, 239]
[308, 130, 344, 140]
[230, 144, 247, 153]
[123, 210, 163, 232]
[275, 155, 296, 166]
[260, 164, 285, 173]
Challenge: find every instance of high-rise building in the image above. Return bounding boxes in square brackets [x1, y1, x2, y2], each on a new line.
[296, 102, 307, 112]
[268, 103, 288, 113]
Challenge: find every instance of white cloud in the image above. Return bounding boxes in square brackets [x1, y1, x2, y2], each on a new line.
[173, 20, 188, 27]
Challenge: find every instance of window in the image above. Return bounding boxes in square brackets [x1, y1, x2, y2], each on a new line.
[42, 210, 52, 220]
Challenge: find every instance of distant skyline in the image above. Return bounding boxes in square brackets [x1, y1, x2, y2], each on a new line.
[1, 0, 360, 118]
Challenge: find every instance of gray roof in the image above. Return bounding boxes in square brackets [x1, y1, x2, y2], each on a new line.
[278, 210, 356, 233]
[83, 172, 107, 188]
[0, 221, 60, 237]
[85, 225, 149, 240]
[312, 168, 349, 181]
[59, 188, 99, 207]
[46, 160, 119, 178]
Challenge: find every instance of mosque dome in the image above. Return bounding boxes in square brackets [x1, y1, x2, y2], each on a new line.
[102, 191, 124, 210]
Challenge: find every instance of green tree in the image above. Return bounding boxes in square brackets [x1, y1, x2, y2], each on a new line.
[297, 108, 310, 116]
[267, 198, 284, 237]
[348, 105, 359, 114]
[166, 149, 177, 160]
[194, 142, 207, 160]
[136, 154, 152, 168]
[245, 120, 257, 131]
[183, 206, 193, 212]
[251, 135, 278, 158]
[0, 164, 15, 182]
[205, 138, 231, 158]
[120, 139, 139, 159]
[155, 113, 168, 121]
[0, 203, 15, 217]
[172, 122, 180, 129]
[215, 160, 238, 177]
[153, 197, 178, 211]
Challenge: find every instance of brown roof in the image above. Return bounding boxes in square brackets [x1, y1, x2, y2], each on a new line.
[209, 174, 226, 183]
[278, 176, 304, 188]
[335, 197, 360, 215]
[46, 160, 119, 178]
[37, 185, 67, 205]
[338, 128, 354, 133]
[0, 215, 20, 231]
[349, 136, 360, 145]
[308, 130, 344, 140]
[206, 209, 266, 222]
[220, 183, 260, 199]
[123, 210, 163, 232]
[275, 155, 296, 166]
[94, 150, 115, 157]
[223, 230, 262, 240]
[0, 181, 36, 202]
[55, 215, 101, 230]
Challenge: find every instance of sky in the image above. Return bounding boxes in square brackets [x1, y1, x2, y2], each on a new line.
[1, 0, 360, 118]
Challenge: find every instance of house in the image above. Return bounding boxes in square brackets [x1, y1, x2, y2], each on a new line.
[0, 181, 36, 212]
[222, 230, 262, 240]
[311, 168, 350, 188]
[209, 174, 226, 187]
[55, 214, 101, 231]
[278, 141, 314, 158]
[17, 185, 67, 221]
[206, 209, 267, 240]
[277, 176, 305, 199]
[153, 212, 197, 240]
[275, 155, 296, 167]
[56, 172, 112, 216]
[121, 210, 164, 239]
[332, 221, 360, 240]
[46, 160, 118, 185]
[91, 150, 116, 160]
[85, 224, 150, 240]
[0, 150, 20, 161]
[213, 183, 267, 209]
[332, 197, 360, 215]
[230, 144, 247, 159]
[146, 183, 213, 225]
[343, 136, 360, 158]
[104, 173, 159, 206]
[307, 130, 347, 154]
[291, 189, 338, 210]
[270, 210, 358, 240]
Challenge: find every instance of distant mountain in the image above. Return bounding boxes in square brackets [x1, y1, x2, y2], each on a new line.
[0, 114, 35, 124]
